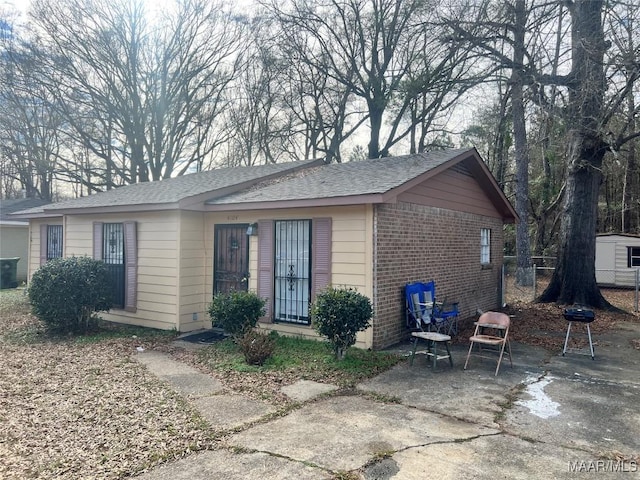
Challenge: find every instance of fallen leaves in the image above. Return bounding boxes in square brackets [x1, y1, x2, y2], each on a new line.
[0, 293, 215, 480]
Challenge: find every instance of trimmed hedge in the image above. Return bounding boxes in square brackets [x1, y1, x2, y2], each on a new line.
[311, 286, 373, 360]
[28, 256, 113, 333]
[208, 290, 266, 339]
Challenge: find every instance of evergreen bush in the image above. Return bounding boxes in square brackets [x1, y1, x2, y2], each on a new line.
[28, 256, 113, 333]
[208, 290, 266, 339]
[311, 286, 373, 360]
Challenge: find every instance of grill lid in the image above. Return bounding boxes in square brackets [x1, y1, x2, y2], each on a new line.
[563, 306, 595, 323]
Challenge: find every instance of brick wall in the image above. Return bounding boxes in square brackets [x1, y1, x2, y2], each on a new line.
[372, 202, 504, 349]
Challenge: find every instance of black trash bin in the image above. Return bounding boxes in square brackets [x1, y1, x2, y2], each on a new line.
[0, 257, 20, 289]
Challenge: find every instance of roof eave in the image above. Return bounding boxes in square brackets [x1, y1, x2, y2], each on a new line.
[0, 220, 29, 225]
[9, 211, 63, 220]
[204, 193, 387, 211]
[40, 203, 180, 216]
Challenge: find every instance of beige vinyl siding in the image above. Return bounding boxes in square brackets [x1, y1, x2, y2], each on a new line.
[26, 218, 64, 280]
[205, 205, 374, 348]
[65, 212, 180, 330]
[177, 210, 207, 331]
[398, 168, 501, 219]
[27, 221, 42, 279]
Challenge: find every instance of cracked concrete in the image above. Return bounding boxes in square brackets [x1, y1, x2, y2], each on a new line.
[229, 395, 499, 472]
[133, 321, 640, 479]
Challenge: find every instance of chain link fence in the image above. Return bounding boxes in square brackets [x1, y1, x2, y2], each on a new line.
[503, 256, 639, 313]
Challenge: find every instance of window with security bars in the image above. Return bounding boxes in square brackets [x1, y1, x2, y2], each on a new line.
[481, 228, 491, 264]
[46, 225, 63, 260]
[274, 220, 311, 324]
[103, 223, 125, 308]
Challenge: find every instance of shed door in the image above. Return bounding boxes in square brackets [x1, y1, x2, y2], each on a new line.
[214, 224, 249, 294]
[595, 241, 615, 285]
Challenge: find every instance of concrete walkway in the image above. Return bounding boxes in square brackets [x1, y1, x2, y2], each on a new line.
[133, 322, 640, 479]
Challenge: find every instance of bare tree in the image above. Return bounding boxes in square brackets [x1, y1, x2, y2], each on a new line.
[266, 0, 478, 159]
[446, 0, 565, 285]
[221, 19, 300, 167]
[28, 0, 242, 189]
[0, 22, 62, 200]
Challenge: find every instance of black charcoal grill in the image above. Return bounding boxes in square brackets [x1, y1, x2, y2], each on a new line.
[562, 306, 595, 360]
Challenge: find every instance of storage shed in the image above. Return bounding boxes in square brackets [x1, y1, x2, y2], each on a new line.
[595, 233, 640, 287]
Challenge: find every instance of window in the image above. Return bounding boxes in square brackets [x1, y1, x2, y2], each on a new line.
[93, 221, 137, 312]
[257, 218, 331, 323]
[46, 225, 63, 259]
[103, 223, 125, 308]
[274, 220, 311, 324]
[481, 228, 491, 264]
[628, 247, 640, 267]
[40, 224, 63, 264]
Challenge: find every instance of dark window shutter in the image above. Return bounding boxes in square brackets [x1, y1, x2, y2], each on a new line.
[93, 222, 103, 260]
[312, 217, 332, 300]
[40, 224, 48, 265]
[123, 221, 137, 312]
[257, 219, 274, 322]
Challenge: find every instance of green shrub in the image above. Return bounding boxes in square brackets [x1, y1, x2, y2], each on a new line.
[237, 330, 276, 366]
[28, 256, 113, 334]
[208, 290, 266, 339]
[311, 286, 373, 360]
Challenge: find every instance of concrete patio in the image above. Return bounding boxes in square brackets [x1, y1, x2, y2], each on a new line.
[133, 321, 640, 479]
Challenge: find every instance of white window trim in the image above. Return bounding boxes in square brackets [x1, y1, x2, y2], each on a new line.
[481, 228, 491, 264]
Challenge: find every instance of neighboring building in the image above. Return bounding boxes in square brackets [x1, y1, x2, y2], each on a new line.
[595, 233, 640, 287]
[13, 148, 516, 349]
[0, 197, 52, 284]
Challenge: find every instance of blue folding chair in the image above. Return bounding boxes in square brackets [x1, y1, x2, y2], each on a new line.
[405, 281, 442, 332]
[405, 281, 459, 336]
[405, 281, 453, 369]
[434, 297, 460, 336]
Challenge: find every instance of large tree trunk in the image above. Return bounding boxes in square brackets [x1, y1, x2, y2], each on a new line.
[539, 0, 611, 308]
[539, 132, 609, 306]
[622, 95, 637, 233]
[512, 0, 533, 286]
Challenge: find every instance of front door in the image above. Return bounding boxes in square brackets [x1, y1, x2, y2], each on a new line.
[214, 224, 249, 294]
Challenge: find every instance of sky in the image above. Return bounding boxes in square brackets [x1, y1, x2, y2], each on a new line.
[1, 0, 29, 14]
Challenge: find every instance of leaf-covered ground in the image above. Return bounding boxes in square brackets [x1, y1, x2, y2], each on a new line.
[2, 286, 639, 479]
[457, 285, 640, 351]
[0, 291, 215, 480]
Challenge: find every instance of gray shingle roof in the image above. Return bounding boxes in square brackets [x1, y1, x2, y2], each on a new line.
[1, 198, 51, 222]
[16, 159, 320, 215]
[11, 148, 501, 218]
[207, 148, 472, 205]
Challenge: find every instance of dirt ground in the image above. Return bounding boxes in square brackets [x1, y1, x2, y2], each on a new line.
[456, 283, 640, 352]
